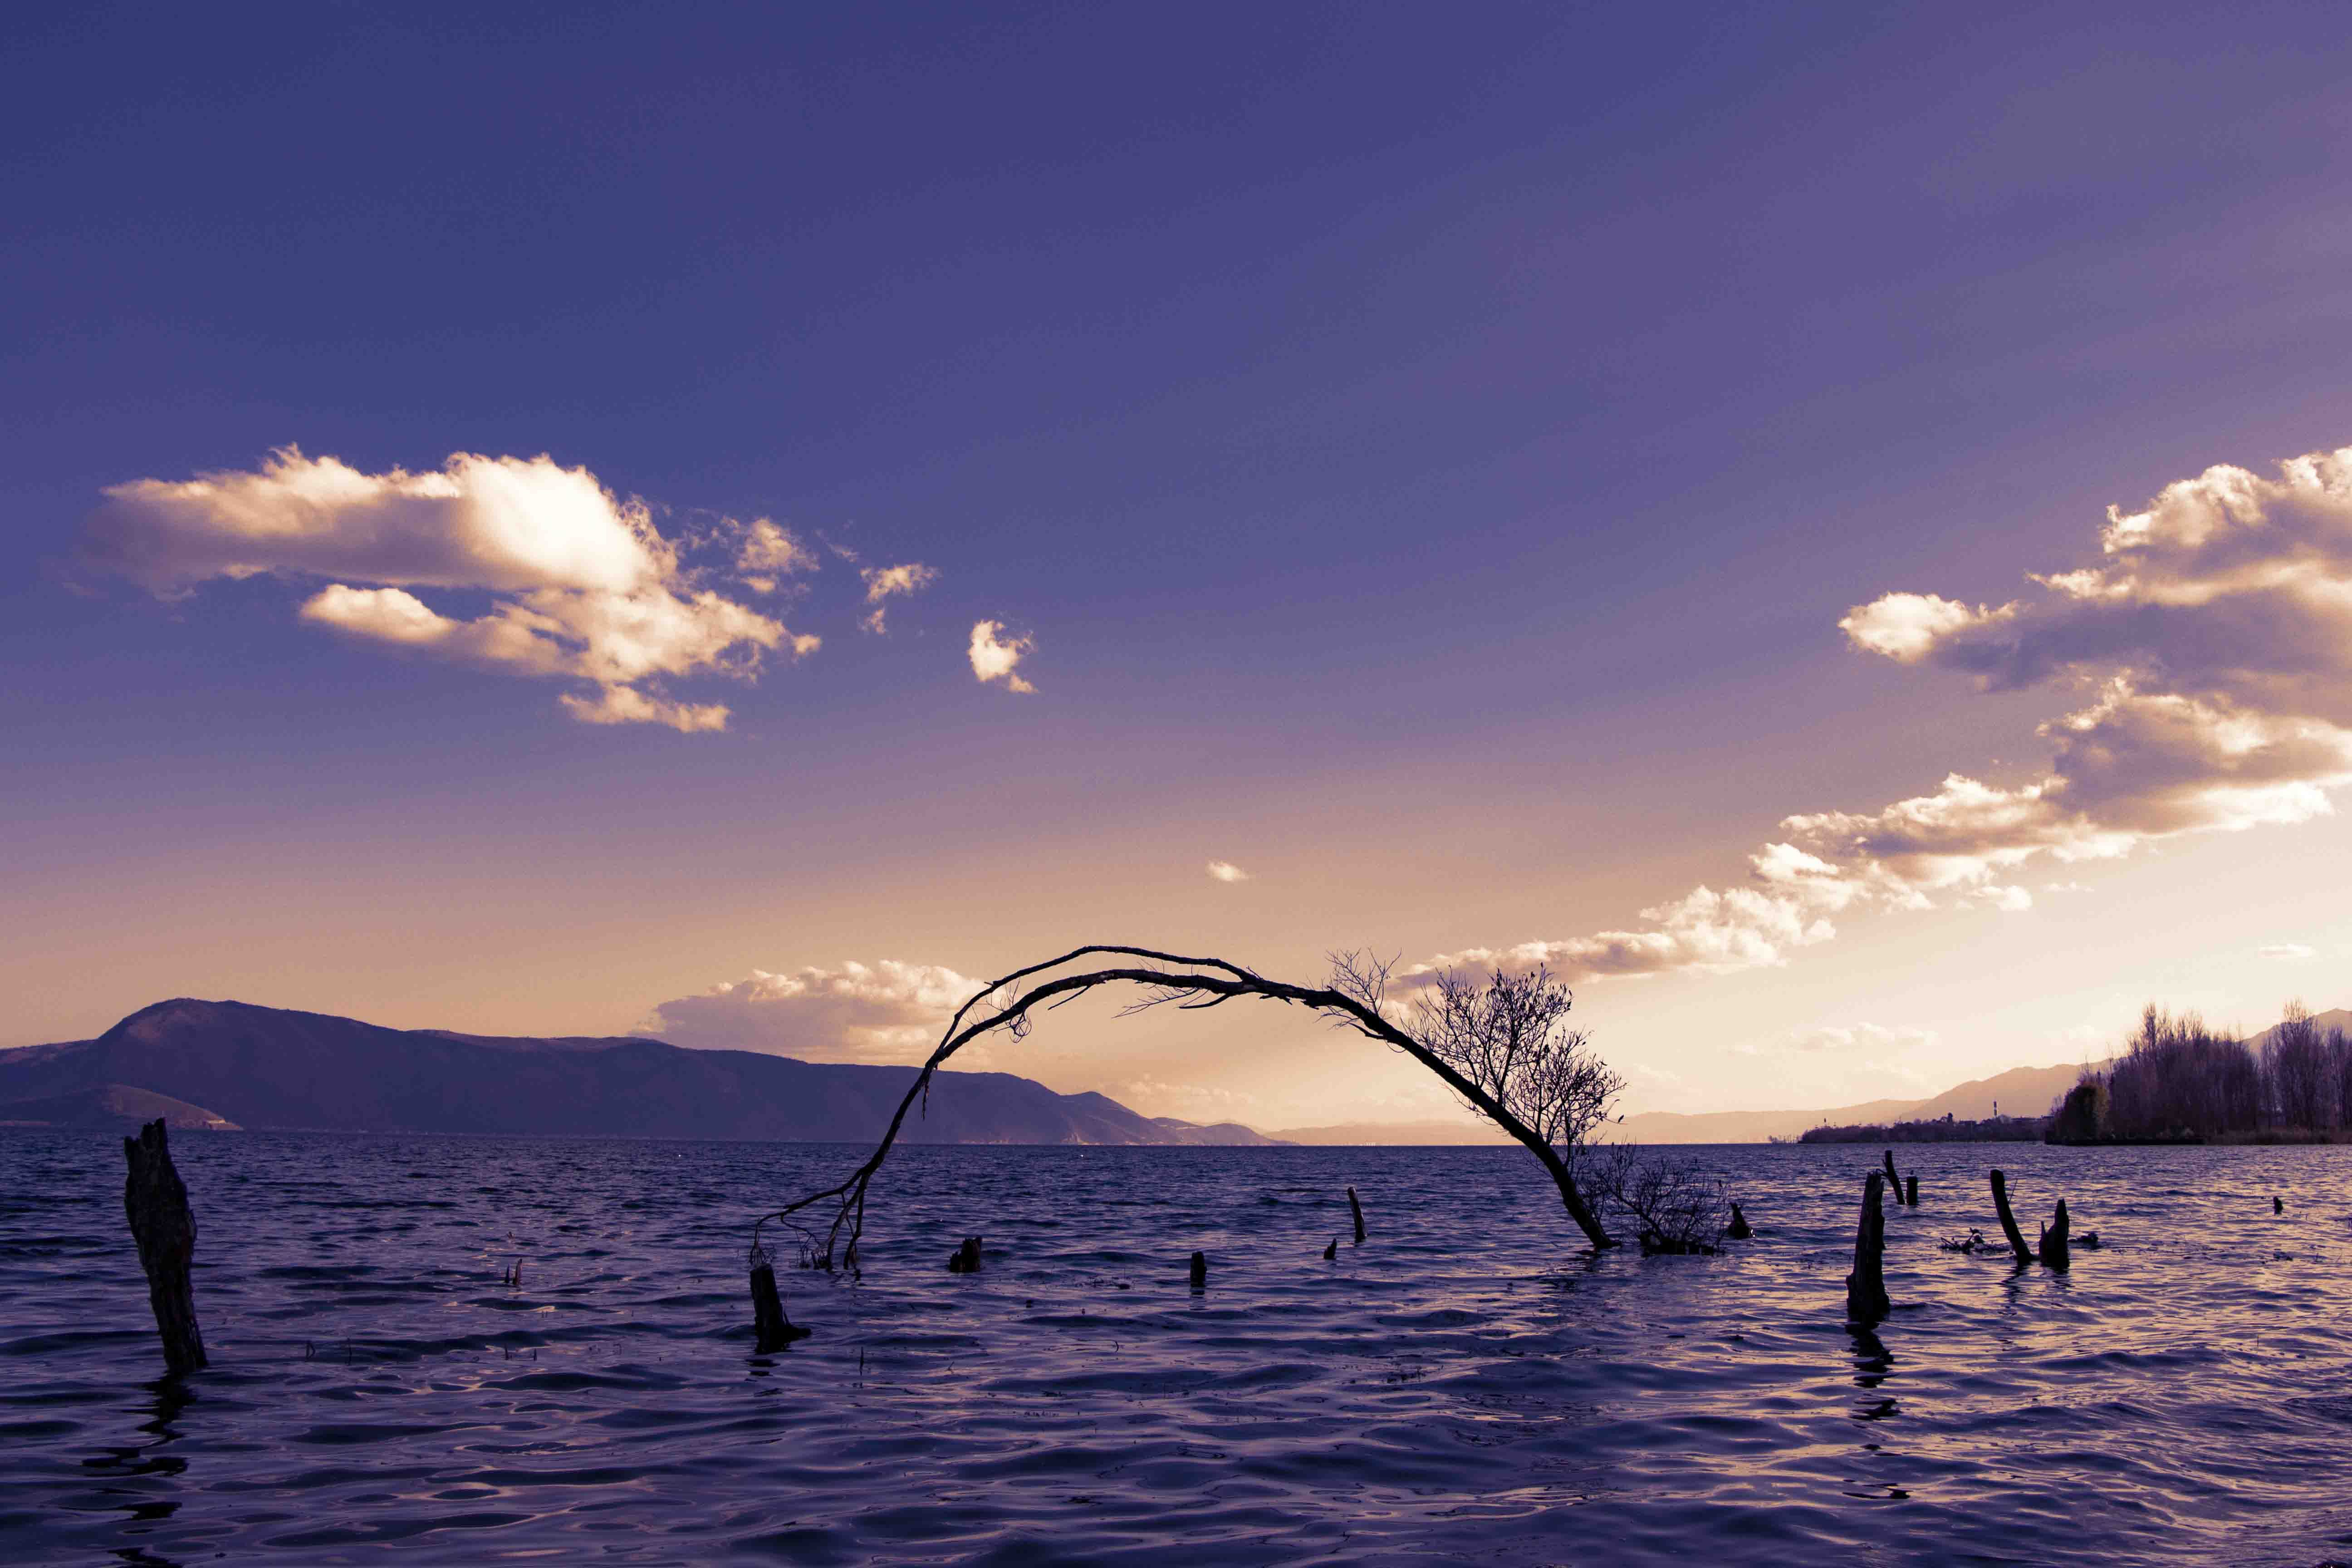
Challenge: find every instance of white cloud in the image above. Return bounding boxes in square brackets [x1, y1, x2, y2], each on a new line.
[969, 619, 1036, 692]
[735, 518, 819, 593]
[2261, 943, 2317, 960]
[90, 447, 812, 730]
[1416, 441, 2352, 986]
[1205, 860, 1251, 883]
[642, 960, 986, 1063]
[858, 562, 939, 633]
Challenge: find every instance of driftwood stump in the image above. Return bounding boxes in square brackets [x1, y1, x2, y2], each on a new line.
[1904, 1175, 1918, 1207]
[1881, 1150, 1904, 1205]
[1988, 1169, 2034, 1264]
[1845, 1172, 1891, 1322]
[1347, 1187, 1366, 1245]
[2041, 1198, 2071, 1272]
[1188, 1250, 1207, 1289]
[1725, 1202, 1753, 1240]
[122, 1119, 206, 1376]
[1322, 1236, 1337, 1260]
[748, 1244, 810, 1352]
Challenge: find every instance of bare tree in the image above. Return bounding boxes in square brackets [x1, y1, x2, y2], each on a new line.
[755, 945, 1622, 1272]
[2265, 1001, 2334, 1132]
[1366, 960, 1624, 1162]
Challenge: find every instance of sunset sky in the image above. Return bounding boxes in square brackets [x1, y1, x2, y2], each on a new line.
[10, 6, 2352, 1128]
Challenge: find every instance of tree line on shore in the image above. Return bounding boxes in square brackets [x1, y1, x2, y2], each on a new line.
[2048, 1003, 2352, 1144]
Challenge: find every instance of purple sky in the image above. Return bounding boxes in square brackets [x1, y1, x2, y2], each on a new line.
[9, 5, 2352, 1125]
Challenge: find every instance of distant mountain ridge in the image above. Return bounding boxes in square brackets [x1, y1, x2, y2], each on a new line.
[0, 998, 1281, 1146]
[1609, 1061, 2102, 1145]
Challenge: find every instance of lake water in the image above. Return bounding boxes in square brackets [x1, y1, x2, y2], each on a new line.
[4, 1132, 2350, 1565]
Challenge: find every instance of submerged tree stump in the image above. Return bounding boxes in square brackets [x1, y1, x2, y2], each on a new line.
[946, 1236, 983, 1273]
[1322, 1236, 1337, 1260]
[122, 1119, 206, 1376]
[1988, 1169, 2034, 1264]
[1882, 1150, 1904, 1205]
[2041, 1198, 2071, 1272]
[1725, 1202, 1753, 1240]
[1905, 1175, 1918, 1207]
[1845, 1172, 1891, 1322]
[1347, 1187, 1366, 1245]
[748, 1243, 810, 1352]
[1189, 1250, 1207, 1289]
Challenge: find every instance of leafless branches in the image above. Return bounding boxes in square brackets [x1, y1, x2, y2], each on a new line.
[1395, 962, 1623, 1155]
[754, 945, 1622, 1273]
[1588, 1144, 1728, 1254]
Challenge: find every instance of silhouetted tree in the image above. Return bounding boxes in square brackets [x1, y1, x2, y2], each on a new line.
[2264, 1002, 2335, 1132]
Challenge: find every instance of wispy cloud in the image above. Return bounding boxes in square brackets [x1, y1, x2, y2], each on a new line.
[2261, 943, 2316, 960]
[1421, 442, 2352, 984]
[735, 519, 820, 593]
[1205, 860, 1250, 883]
[969, 619, 1036, 692]
[858, 562, 939, 633]
[88, 447, 815, 731]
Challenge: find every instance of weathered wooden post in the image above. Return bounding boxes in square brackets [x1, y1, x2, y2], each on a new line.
[1188, 1250, 1207, 1289]
[122, 1119, 206, 1376]
[946, 1235, 983, 1273]
[1881, 1150, 1904, 1204]
[1988, 1169, 2034, 1264]
[1725, 1202, 1753, 1240]
[1347, 1187, 1366, 1244]
[1845, 1172, 1890, 1322]
[2041, 1198, 2071, 1272]
[1904, 1174, 1918, 1207]
[1321, 1236, 1337, 1259]
[748, 1241, 809, 1352]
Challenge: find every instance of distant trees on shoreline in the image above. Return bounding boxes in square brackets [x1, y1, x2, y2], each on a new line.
[2047, 1003, 2352, 1144]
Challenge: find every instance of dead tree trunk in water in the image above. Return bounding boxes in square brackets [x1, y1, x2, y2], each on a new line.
[1882, 1150, 1904, 1204]
[1904, 1175, 1918, 1207]
[2040, 1199, 2071, 1272]
[1347, 1187, 1366, 1245]
[1845, 1172, 1891, 1322]
[122, 1120, 206, 1376]
[1725, 1202, 1752, 1240]
[748, 1243, 809, 1352]
[1989, 1168, 2034, 1264]
[755, 946, 1620, 1272]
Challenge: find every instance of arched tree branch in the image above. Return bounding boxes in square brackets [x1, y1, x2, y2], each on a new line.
[752, 946, 1618, 1273]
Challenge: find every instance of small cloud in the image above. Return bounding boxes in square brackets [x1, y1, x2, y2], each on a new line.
[1970, 883, 2034, 912]
[734, 518, 819, 593]
[969, 619, 1036, 692]
[2261, 943, 2316, 960]
[2043, 881, 2092, 893]
[1205, 860, 1250, 883]
[858, 562, 939, 633]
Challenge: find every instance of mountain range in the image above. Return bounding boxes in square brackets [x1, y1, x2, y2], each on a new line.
[0, 998, 1278, 1145]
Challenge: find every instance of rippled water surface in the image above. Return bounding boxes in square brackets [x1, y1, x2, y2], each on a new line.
[5, 1133, 2352, 1565]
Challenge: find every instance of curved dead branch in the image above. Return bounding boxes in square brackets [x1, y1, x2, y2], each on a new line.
[751, 945, 1618, 1273]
